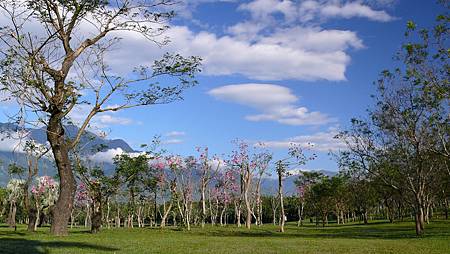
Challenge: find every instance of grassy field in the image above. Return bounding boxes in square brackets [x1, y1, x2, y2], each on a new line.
[1, 220, 449, 254]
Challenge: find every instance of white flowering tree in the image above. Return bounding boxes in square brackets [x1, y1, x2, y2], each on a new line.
[6, 178, 25, 227]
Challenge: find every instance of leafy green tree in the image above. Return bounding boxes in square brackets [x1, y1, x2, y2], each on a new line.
[338, 10, 449, 235]
[114, 154, 150, 228]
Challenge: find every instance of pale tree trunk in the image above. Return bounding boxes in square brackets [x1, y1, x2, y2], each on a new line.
[161, 202, 172, 228]
[7, 200, 17, 227]
[235, 201, 242, 227]
[297, 203, 304, 227]
[85, 204, 91, 228]
[34, 207, 41, 231]
[106, 201, 111, 229]
[255, 180, 262, 226]
[278, 171, 285, 233]
[115, 205, 121, 228]
[220, 204, 227, 226]
[243, 168, 252, 229]
[200, 181, 207, 228]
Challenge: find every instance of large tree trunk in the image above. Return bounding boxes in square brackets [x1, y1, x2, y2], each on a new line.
[91, 194, 102, 233]
[47, 117, 76, 236]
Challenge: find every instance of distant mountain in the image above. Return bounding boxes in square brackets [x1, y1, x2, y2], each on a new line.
[260, 170, 338, 195]
[0, 122, 134, 153]
[0, 122, 135, 184]
[0, 123, 338, 194]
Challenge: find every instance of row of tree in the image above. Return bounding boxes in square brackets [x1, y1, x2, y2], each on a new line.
[0, 0, 447, 237]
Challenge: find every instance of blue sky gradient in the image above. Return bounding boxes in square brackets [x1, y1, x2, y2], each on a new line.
[0, 0, 444, 173]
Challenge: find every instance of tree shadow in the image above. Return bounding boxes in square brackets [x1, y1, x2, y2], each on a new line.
[1, 238, 119, 254]
[188, 221, 450, 240]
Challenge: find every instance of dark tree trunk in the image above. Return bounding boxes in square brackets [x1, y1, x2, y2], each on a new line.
[91, 195, 102, 233]
[27, 207, 38, 231]
[47, 116, 76, 236]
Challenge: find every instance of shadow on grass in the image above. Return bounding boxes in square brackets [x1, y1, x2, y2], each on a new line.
[188, 221, 450, 240]
[1, 238, 119, 254]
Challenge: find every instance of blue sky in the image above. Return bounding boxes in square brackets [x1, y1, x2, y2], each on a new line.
[0, 0, 443, 173]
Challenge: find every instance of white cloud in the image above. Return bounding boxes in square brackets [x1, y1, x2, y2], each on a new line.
[67, 105, 134, 129]
[0, 131, 29, 153]
[89, 148, 145, 164]
[286, 168, 324, 175]
[165, 131, 186, 137]
[318, 1, 395, 22]
[105, 25, 359, 81]
[208, 84, 336, 125]
[0, 0, 395, 86]
[207, 158, 227, 172]
[259, 127, 347, 152]
[238, 0, 395, 23]
[162, 138, 184, 145]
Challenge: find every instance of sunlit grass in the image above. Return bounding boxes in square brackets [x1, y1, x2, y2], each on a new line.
[1, 220, 449, 253]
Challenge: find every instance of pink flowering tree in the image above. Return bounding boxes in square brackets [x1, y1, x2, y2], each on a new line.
[30, 176, 59, 230]
[251, 145, 273, 226]
[196, 147, 222, 228]
[228, 140, 253, 228]
[214, 168, 238, 226]
[72, 182, 91, 228]
[166, 155, 197, 230]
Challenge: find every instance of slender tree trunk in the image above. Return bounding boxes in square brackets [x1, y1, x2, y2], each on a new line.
[34, 208, 41, 231]
[47, 117, 76, 236]
[363, 210, 368, 224]
[200, 182, 207, 228]
[244, 190, 252, 229]
[106, 200, 111, 229]
[116, 205, 121, 228]
[297, 203, 303, 227]
[444, 198, 449, 220]
[278, 173, 285, 233]
[161, 202, 172, 228]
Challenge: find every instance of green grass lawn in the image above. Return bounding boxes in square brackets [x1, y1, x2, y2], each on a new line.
[1, 220, 449, 254]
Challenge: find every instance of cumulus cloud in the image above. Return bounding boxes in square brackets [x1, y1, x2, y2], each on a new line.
[89, 148, 145, 164]
[258, 127, 347, 152]
[208, 84, 336, 125]
[106, 25, 360, 81]
[238, 0, 395, 24]
[0, 0, 395, 82]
